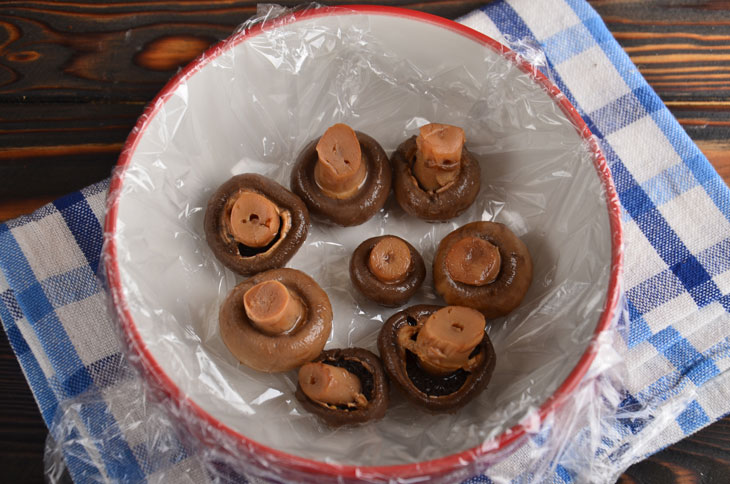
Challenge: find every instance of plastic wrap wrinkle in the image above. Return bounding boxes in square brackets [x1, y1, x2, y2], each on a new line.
[42, 4, 642, 484]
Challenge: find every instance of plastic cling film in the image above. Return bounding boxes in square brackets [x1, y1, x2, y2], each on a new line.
[40, 3, 666, 484]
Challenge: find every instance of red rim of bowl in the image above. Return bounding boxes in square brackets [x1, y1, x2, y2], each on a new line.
[104, 5, 624, 482]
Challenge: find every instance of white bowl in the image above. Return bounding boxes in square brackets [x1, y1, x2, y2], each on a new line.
[105, 6, 622, 483]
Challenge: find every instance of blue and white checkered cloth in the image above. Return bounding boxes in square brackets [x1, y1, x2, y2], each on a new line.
[2, 1, 730, 482]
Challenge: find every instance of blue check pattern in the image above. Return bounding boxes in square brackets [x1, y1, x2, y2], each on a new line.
[460, 0, 730, 482]
[1, 1, 730, 482]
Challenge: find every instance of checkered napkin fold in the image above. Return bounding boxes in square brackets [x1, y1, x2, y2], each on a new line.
[2, 0, 730, 482]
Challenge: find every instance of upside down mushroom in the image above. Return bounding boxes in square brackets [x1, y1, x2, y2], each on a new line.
[378, 304, 496, 412]
[296, 347, 389, 426]
[205, 174, 309, 276]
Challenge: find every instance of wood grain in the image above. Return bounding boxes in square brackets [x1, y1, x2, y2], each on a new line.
[0, 196, 56, 222]
[617, 416, 730, 484]
[1, 0, 725, 198]
[698, 140, 730, 182]
[0, 1, 729, 483]
[0, 0, 481, 100]
[591, 0, 730, 101]
[0, 332, 47, 484]
[0, 1, 484, 200]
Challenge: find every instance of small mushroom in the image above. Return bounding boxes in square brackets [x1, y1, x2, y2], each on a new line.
[349, 235, 426, 307]
[291, 123, 392, 226]
[377, 305, 496, 412]
[219, 268, 332, 373]
[205, 174, 309, 276]
[433, 221, 532, 318]
[392, 123, 481, 221]
[295, 347, 389, 426]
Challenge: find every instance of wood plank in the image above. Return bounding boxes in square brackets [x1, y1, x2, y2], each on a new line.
[666, 101, 730, 110]
[0, 1, 482, 100]
[0, 332, 47, 484]
[0, 143, 123, 160]
[0, 102, 135, 197]
[0, 149, 118, 199]
[0, 196, 56, 222]
[590, 0, 730, 101]
[0, 0, 728, 103]
[617, 416, 730, 484]
[697, 140, 730, 183]
[0, 103, 141, 143]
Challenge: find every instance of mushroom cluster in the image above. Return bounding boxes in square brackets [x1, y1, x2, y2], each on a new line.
[207, 120, 536, 424]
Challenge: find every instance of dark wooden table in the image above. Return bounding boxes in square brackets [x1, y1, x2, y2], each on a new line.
[1, 1, 728, 483]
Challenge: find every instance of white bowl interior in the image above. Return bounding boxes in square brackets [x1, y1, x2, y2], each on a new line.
[112, 11, 612, 467]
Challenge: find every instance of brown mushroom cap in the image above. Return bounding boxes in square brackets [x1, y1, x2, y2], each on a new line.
[291, 129, 392, 226]
[219, 268, 332, 373]
[350, 235, 426, 307]
[392, 135, 481, 221]
[205, 174, 310, 276]
[377, 305, 496, 412]
[295, 347, 389, 426]
[434, 222, 533, 319]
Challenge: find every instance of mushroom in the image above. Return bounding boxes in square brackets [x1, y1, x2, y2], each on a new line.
[391, 123, 480, 221]
[291, 123, 391, 226]
[377, 305, 496, 412]
[205, 173, 309, 276]
[295, 347, 389, 426]
[219, 268, 332, 373]
[349, 235, 426, 307]
[433, 221, 532, 318]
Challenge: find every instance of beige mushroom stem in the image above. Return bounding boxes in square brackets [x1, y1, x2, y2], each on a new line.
[368, 237, 412, 284]
[243, 280, 303, 335]
[413, 306, 485, 375]
[299, 362, 367, 406]
[413, 123, 465, 192]
[445, 236, 501, 286]
[229, 192, 281, 247]
[314, 123, 367, 199]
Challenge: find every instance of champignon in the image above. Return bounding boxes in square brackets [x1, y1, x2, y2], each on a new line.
[295, 347, 389, 426]
[219, 268, 332, 373]
[377, 305, 496, 412]
[433, 221, 532, 319]
[291, 123, 391, 226]
[349, 235, 425, 307]
[205, 173, 309, 276]
[391, 123, 481, 221]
